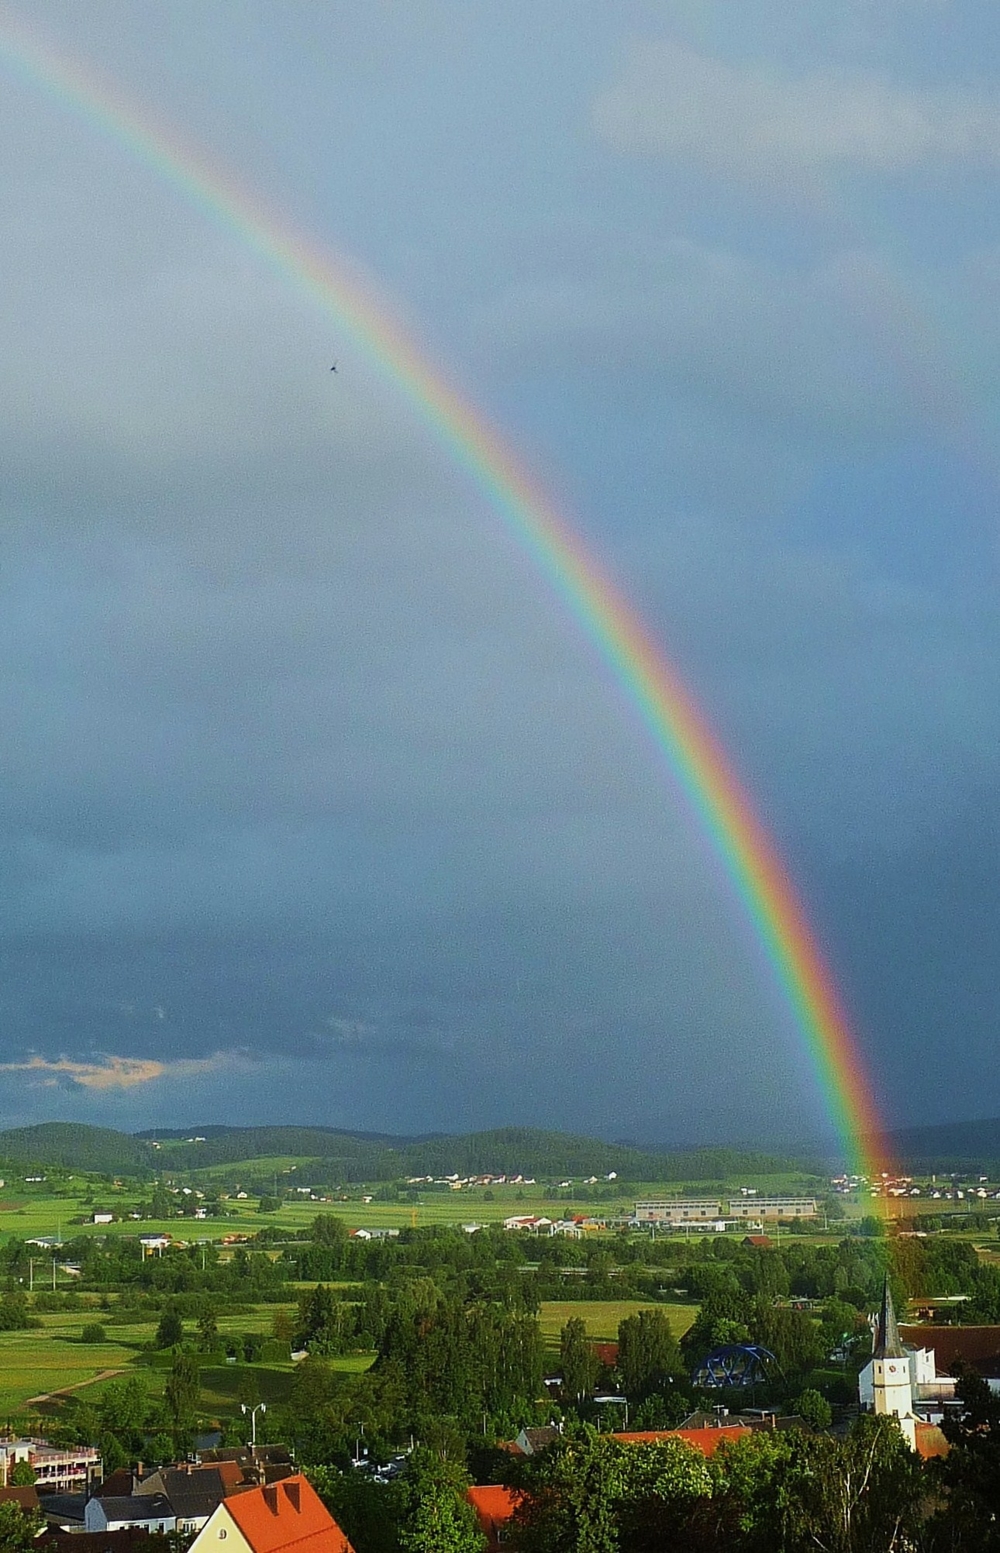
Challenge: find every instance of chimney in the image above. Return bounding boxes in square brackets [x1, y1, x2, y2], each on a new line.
[283, 1482, 300, 1513]
[263, 1486, 279, 1515]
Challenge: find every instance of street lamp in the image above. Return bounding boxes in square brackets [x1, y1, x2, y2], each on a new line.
[241, 1401, 266, 1451]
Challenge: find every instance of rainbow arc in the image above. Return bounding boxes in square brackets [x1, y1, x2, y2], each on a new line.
[0, 11, 890, 1181]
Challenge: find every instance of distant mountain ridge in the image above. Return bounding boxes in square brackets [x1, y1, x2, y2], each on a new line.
[0, 1121, 807, 1183]
[883, 1115, 1000, 1170]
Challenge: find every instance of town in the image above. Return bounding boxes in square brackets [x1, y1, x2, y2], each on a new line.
[0, 1125, 994, 1549]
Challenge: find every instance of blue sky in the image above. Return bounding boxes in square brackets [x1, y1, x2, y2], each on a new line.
[0, 1, 997, 1147]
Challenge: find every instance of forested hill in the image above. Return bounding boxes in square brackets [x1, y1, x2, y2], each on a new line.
[0, 1122, 152, 1174]
[883, 1115, 1000, 1170]
[0, 1120, 806, 1182]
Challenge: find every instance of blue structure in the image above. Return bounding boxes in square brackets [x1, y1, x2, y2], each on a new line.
[691, 1344, 778, 1389]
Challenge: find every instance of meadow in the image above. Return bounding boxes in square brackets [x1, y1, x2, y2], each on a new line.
[0, 1300, 371, 1421]
[535, 1300, 697, 1350]
[0, 1164, 832, 1246]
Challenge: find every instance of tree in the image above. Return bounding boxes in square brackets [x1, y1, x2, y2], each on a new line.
[398, 1449, 484, 1553]
[0, 1294, 36, 1332]
[197, 1309, 219, 1351]
[312, 1214, 349, 1247]
[155, 1302, 183, 1349]
[258, 1196, 280, 1214]
[164, 1350, 200, 1441]
[0, 1499, 43, 1553]
[151, 1185, 173, 1218]
[792, 1388, 833, 1430]
[272, 1308, 295, 1344]
[560, 1318, 599, 1407]
[306, 1465, 404, 1553]
[711, 1414, 923, 1553]
[510, 1430, 713, 1553]
[81, 1323, 107, 1344]
[927, 1363, 1000, 1550]
[7, 1460, 35, 1487]
[617, 1309, 682, 1401]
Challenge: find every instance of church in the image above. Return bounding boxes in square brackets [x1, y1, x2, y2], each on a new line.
[858, 1277, 954, 1455]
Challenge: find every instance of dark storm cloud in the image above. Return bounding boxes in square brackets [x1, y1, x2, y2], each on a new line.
[0, 0, 997, 1141]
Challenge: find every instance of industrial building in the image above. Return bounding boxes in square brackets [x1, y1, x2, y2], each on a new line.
[634, 1196, 817, 1226]
[726, 1197, 818, 1221]
[634, 1199, 723, 1224]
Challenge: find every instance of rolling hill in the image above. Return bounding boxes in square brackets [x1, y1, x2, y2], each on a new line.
[0, 1121, 806, 1183]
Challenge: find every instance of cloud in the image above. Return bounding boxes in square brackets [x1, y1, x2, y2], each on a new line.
[471, 241, 914, 447]
[0, 1053, 234, 1090]
[593, 40, 1000, 179]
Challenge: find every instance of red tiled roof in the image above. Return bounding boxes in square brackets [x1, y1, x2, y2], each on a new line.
[215, 1462, 244, 1495]
[914, 1422, 949, 1460]
[591, 1342, 619, 1367]
[900, 1325, 1000, 1375]
[220, 1475, 352, 1553]
[466, 1486, 518, 1538]
[613, 1427, 751, 1457]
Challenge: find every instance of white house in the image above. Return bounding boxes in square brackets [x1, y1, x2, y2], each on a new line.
[85, 1495, 176, 1534]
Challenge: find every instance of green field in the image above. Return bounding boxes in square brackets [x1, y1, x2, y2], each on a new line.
[0, 1165, 828, 1246]
[0, 1302, 355, 1420]
[537, 1300, 697, 1348]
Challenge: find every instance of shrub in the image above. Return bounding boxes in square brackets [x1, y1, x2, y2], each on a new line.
[81, 1323, 107, 1344]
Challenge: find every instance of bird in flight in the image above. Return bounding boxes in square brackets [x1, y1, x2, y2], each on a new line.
[330, 361, 338, 372]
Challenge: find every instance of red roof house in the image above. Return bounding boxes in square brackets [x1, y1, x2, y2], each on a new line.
[188, 1475, 352, 1553]
[466, 1486, 518, 1550]
[613, 1427, 752, 1457]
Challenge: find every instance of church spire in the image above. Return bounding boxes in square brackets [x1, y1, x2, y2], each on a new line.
[873, 1274, 905, 1360]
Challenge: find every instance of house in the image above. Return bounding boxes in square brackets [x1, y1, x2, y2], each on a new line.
[513, 1426, 561, 1456]
[38, 1494, 88, 1530]
[466, 1486, 518, 1550]
[135, 1465, 239, 1533]
[614, 1427, 752, 1457]
[138, 1236, 172, 1255]
[196, 1447, 294, 1486]
[84, 1496, 175, 1535]
[899, 1325, 1000, 1390]
[188, 1474, 353, 1553]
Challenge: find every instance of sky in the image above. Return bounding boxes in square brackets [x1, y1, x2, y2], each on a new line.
[0, 0, 998, 1149]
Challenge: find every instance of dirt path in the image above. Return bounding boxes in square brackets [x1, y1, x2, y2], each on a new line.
[27, 1367, 126, 1405]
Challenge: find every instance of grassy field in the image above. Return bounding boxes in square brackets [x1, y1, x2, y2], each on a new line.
[0, 1169, 832, 1245]
[537, 1300, 697, 1348]
[0, 1302, 322, 1420]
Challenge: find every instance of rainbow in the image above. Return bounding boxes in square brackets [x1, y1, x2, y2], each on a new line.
[0, 11, 889, 1180]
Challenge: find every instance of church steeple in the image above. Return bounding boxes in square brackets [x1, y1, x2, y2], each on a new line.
[873, 1275, 905, 1360]
[870, 1274, 916, 1449]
